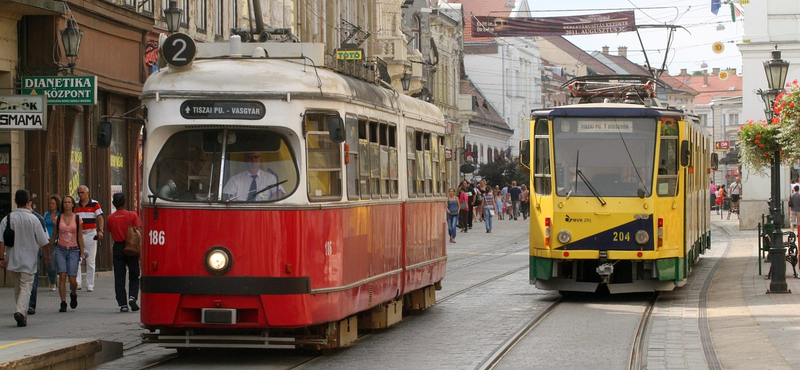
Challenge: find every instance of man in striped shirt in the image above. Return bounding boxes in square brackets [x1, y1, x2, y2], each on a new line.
[75, 185, 104, 292]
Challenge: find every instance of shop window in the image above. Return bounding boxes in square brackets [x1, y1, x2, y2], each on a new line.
[69, 113, 86, 197]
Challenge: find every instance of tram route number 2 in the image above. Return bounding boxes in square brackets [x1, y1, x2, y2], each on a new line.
[612, 231, 630, 242]
[162, 33, 196, 68]
[149, 230, 166, 246]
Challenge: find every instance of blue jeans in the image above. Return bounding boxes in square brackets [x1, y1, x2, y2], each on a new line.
[447, 213, 459, 239]
[484, 208, 494, 231]
[55, 246, 80, 276]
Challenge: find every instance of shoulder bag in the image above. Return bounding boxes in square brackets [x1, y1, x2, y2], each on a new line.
[3, 214, 13, 247]
[123, 212, 142, 257]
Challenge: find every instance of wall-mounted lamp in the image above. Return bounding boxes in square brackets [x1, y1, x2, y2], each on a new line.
[164, 0, 183, 33]
[401, 70, 411, 91]
[59, 19, 82, 75]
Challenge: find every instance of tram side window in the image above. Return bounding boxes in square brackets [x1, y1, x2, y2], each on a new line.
[407, 129, 418, 197]
[385, 124, 398, 198]
[370, 121, 381, 197]
[359, 118, 370, 199]
[431, 133, 442, 196]
[533, 119, 552, 195]
[416, 131, 433, 195]
[345, 116, 360, 200]
[657, 120, 679, 197]
[306, 113, 342, 200]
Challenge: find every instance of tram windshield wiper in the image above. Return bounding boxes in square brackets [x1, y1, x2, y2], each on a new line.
[577, 169, 607, 206]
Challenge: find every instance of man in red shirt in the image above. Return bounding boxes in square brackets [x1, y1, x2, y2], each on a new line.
[75, 185, 104, 292]
[106, 193, 142, 312]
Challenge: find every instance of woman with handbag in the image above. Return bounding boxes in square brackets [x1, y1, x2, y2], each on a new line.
[105, 193, 142, 313]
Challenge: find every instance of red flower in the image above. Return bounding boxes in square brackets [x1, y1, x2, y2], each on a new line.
[760, 144, 764, 147]
[757, 134, 761, 138]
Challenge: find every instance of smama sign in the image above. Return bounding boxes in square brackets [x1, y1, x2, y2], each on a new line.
[0, 96, 47, 130]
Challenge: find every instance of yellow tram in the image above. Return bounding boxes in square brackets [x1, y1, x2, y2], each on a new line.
[523, 76, 716, 293]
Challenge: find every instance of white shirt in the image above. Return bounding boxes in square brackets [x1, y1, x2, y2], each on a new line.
[222, 169, 285, 201]
[2, 209, 50, 274]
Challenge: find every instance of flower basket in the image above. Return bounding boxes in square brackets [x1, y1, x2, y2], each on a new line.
[776, 81, 800, 159]
[738, 120, 781, 174]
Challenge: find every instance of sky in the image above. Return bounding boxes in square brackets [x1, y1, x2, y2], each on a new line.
[524, 0, 744, 76]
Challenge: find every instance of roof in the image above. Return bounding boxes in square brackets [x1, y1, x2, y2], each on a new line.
[448, 0, 515, 43]
[591, 51, 649, 76]
[539, 36, 615, 75]
[459, 78, 511, 132]
[666, 72, 743, 105]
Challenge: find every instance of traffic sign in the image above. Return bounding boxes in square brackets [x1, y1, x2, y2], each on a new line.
[715, 141, 730, 151]
[162, 33, 196, 67]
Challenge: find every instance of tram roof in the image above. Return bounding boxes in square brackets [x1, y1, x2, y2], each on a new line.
[533, 103, 684, 119]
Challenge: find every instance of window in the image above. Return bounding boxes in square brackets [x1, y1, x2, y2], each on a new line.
[197, 0, 207, 31]
[230, 0, 238, 29]
[346, 116, 360, 200]
[533, 119, 551, 195]
[407, 129, 418, 196]
[214, 0, 224, 36]
[182, 0, 189, 27]
[149, 129, 297, 202]
[657, 119, 680, 197]
[306, 113, 342, 200]
[141, 0, 153, 14]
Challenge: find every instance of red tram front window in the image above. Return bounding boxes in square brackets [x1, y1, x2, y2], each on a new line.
[149, 129, 298, 202]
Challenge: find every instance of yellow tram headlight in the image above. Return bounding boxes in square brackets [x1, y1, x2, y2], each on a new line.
[557, 230, 572, 244]
[205, 247, 232, 275]
[635, 230, 650, 246]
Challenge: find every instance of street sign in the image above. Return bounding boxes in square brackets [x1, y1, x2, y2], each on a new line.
[336, 49, 363, 60]
[21, 76, 96, 105]
[0, 95, 47, 130]
[715, 141, 730, 151]
[180, 100, 266, 120]
[162, 33, 196, 67]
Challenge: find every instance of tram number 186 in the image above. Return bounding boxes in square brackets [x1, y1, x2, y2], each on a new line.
[612, 231, 630, 242]
[149, 230, 166, 246]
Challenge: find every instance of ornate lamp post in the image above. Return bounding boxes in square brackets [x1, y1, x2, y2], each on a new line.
[163, 0, 182, 33]
[757, 46, 791, 293]
[59, 19, 82, 75]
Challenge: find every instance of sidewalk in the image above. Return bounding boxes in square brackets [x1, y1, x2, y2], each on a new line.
[3, 214, 800, 369]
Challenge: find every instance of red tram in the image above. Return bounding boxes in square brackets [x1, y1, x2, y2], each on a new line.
[139, 34, 447, 349]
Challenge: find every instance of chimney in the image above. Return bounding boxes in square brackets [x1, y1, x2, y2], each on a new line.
[703, 70, 708, 86]
[618, 46, 628, 58]
[602, 46, 609, 55]
[680, 68, 688, 76]
[712, 67, 720, 75]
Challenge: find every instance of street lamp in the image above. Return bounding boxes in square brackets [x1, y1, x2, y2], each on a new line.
[59, 19, 82, 75]
[758, 45, 790, 294]
[163, 0, 182, 33]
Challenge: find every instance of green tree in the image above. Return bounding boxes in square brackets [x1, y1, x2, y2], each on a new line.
[476, 159, 528, 187]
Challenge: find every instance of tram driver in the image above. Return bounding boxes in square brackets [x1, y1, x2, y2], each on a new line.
[222, 152, 286, 201]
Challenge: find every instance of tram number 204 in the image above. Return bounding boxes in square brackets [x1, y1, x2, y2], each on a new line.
[149, 230, 166, 245]
[612, 231, 630, 242]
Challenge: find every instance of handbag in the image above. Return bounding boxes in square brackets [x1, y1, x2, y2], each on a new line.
[124, 220, 142, 257]
[3, 214, 13, 247]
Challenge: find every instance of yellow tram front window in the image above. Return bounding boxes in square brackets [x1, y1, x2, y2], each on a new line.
[553, 117, 657, 198]
[149, 129, 298, 202]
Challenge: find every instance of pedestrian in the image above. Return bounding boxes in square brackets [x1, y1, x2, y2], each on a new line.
[50, 195, 85, 312]
[520, 184, 530, 220]
[445, 188, 460, 243]
[710, 180, 717, 212]
[483, 186, 495, 233]
[500, 184, 509, 220]
[494, 186, 504, 221]
[475, 180, 486, 223]
[75, 185, 104, 292]
[791, 185, 800, 233]
[26, 200, 47, 315]
[0, 189, 51, 327]
[43, 195, 61, 292]
[106, 193, 142, 312]
[729, 177, 742, 213]
[467, 181, 476, 229]
[509, 181, 522, 220]
[458, 186, 470, 233]
[716, 184, 726, 213]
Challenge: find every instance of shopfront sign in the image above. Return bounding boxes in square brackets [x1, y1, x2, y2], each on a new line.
[0, 95, 47, 130]
[21, 76, 97, 105]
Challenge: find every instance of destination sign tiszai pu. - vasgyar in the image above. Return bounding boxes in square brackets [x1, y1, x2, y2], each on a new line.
[180, 101, 266, 120]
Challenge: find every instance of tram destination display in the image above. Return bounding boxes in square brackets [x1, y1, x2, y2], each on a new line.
[180, 100, 266, 120]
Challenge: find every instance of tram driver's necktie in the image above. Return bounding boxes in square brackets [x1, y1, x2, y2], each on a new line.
[248, 174, 258, 200]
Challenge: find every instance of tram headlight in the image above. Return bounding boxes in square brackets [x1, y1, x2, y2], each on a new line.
[205, 247, 232, 275]
[557, 230, 572, 244]
[635, 230, 650, 246]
